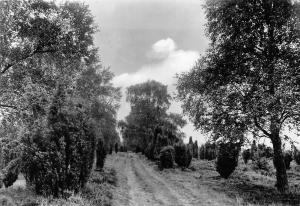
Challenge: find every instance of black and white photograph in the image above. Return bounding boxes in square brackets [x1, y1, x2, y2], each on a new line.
[0, 0, 300, 205]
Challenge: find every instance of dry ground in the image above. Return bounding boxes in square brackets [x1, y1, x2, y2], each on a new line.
[108, 152, 235, 206]
[108, 152, 300, 206]
[1, 152, 300, 206]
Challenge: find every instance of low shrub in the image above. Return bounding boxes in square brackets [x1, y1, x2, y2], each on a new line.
[199, 142, 217, 160]
[155, 134, 169, 156]
[294, 150, 300, 165]
[109, 145, 113, 154]
[145, 141, 156, 160]
[216, 142, 240, 178]
[284, 152, 293, 170]
[252, 157, 270, 171]
[242, 149, 251, 164]
[96, 139, 106, 171]
[2, 158, 21, 188]
[135, 146, 143, 153]
[193, 141, 199, 159]
[115, 143, 118, 153]
[174, 142, 192, 169]
[159, 146, 175, 169]
[257, 144, 273, 158]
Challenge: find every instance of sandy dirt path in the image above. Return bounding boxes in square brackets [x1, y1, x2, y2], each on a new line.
[107, 152, 236, 206]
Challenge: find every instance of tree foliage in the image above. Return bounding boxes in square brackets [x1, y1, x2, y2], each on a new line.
[121, 80, 185, 152]
[0, 0, 120, 196]
[177, 0, 300, 192]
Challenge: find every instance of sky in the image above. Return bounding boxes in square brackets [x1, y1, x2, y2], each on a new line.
[84, 0, 210, 144]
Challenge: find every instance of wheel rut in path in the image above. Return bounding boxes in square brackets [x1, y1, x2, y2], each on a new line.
[110, 152, 235, 206]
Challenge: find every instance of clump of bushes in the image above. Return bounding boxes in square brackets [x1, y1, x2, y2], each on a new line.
[159, 146, 175, 169]
[174, 142, 192, 169]
[199, 142, 217, 160]
[120, 145, 127, 152]
[96, 139, 106, 171]
[252, 157, 270, 171]
[243, 142, 273, 165]
[216, 142, 240, 178]
[258, 144, 273, 158]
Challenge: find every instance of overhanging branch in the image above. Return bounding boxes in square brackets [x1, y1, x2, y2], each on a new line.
[1, 48, 57, 75]
[253, 117, 271, 137]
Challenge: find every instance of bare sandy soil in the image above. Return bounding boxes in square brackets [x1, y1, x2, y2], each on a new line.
[106, 152, 235, 206]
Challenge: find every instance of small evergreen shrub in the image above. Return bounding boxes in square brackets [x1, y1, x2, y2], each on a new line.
[242, 149, 251, 164]
[188, 137, 194, 157]
[257, 144, 273, 158]
[252, 157, 270, 171]
[145, 141, 156, 160]
[199, 142, 217, 160]
[193, 141, 199, 159]
[284, 152, 293, 170]
[294, 150, 300, 165]
[174, 142, 192, 169]
[155, 134, 169, 154]
[2, 158, 21, 188]
[159, 146, 175, 169]
[135, 146, 143, 153]
[109, 145, 113, 154]
[115, 143, 118, 153]
[216, 142, 240, 178]
[96, 139, 106, 170]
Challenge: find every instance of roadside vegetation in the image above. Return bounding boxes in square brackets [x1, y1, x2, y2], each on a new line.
[0, 0, 300, 205]
[0, 0, 120, 204]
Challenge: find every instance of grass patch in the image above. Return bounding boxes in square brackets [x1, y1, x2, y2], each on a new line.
[82, 168, 117, 206]
[192, 159, 300, 205]
[0, 168, 117, 206]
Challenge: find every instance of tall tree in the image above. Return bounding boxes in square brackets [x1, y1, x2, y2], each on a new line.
[0, 1, 121, 194]
[177, 0, 300, 192]
[122, 80, 185, 151]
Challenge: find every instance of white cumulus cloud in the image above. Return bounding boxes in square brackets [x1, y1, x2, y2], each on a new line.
[113, 38, 199, 88]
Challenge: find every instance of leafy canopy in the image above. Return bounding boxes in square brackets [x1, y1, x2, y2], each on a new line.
[177, 0, 300, 141]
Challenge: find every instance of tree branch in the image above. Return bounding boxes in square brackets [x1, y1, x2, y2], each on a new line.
[1, 48, 57, 75]
[0, 104, 17, 109]
[253, 117, 271, 137]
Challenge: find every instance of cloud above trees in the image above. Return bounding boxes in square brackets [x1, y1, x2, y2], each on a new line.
[113, 38, 205, 143]
[113, 38, 199, 89]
